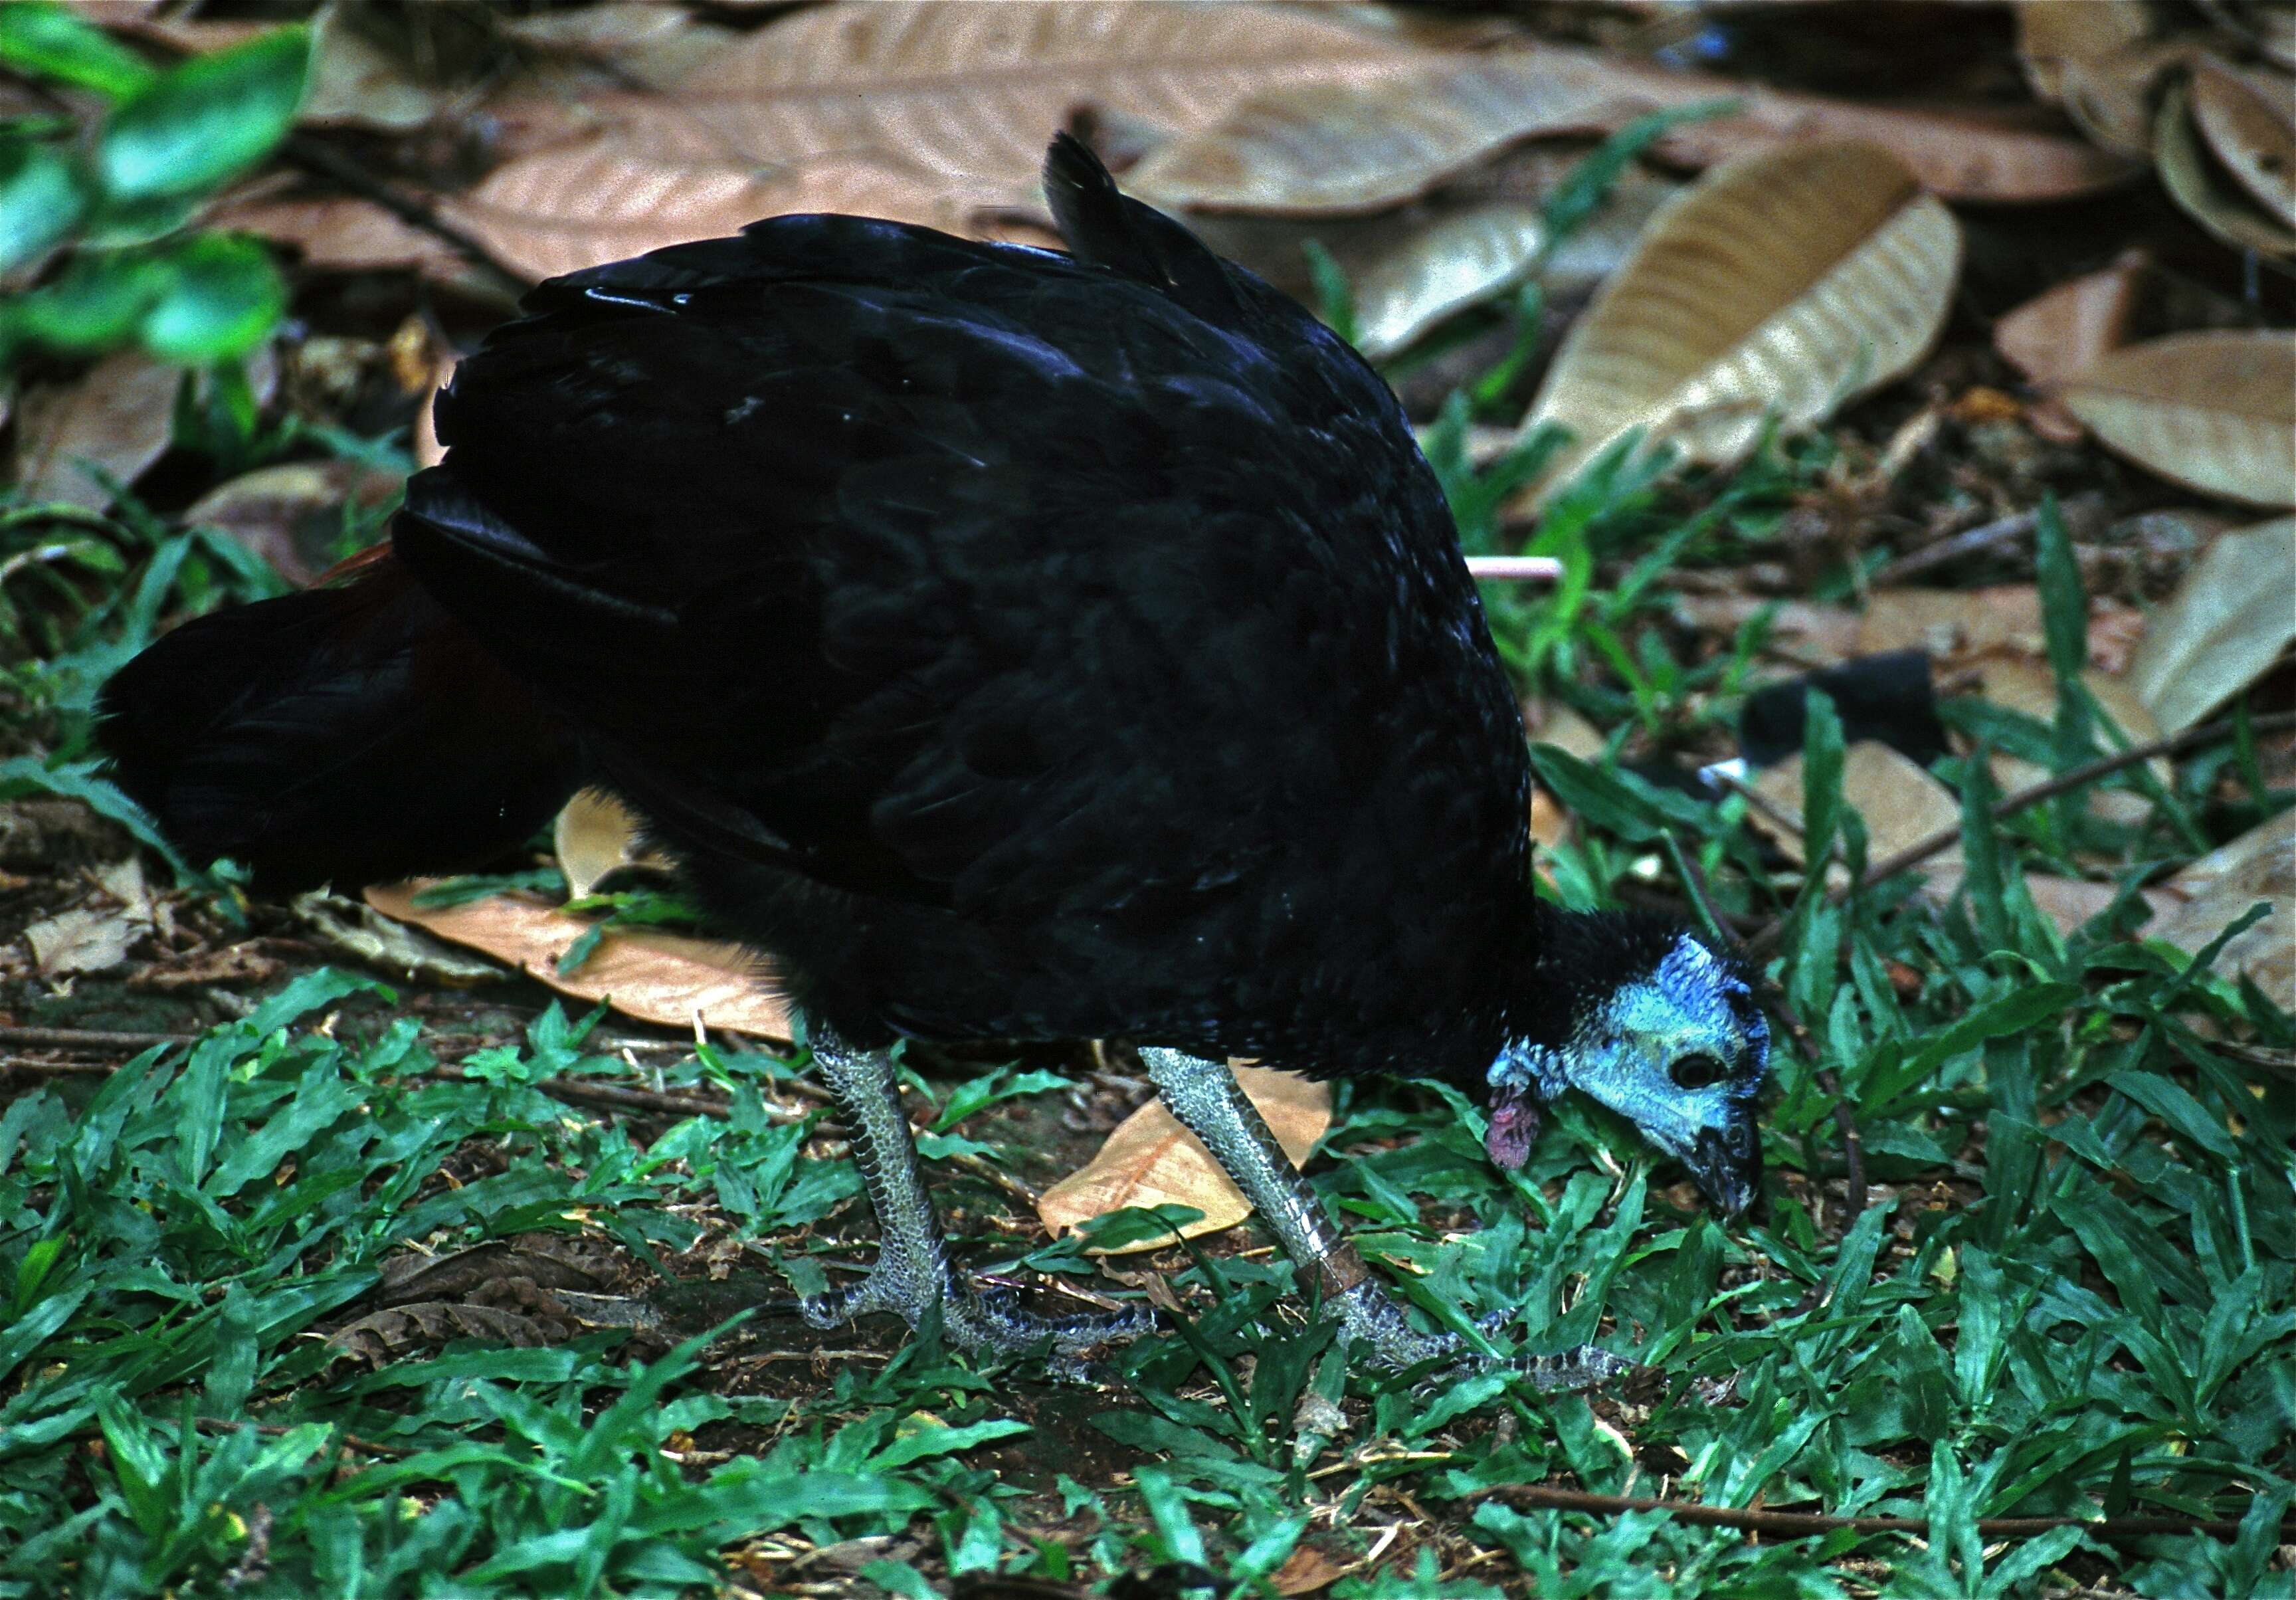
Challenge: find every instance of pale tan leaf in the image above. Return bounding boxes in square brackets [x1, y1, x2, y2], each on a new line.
[605, 0, 1424, 215]
[554, 788, 673, 900]
[2014, 0, 2175, 157]
[365, 882, 792, 1040]
[1036, 1067, 1330, 1251]
[213, 195, 468, 277]
[25, 860, 151, 977]
[1353, 204, 1544, 358]
[2189, 58, 2296, 229]
[2022, 874, 2179, 938]
[1993, 254, 2146, 389]
[291, 889, 511, 987]
[436, 137, 956, 281]
[499, 5, 736, 90]
[2154, 75, 2296, 260]
[183, 460, 403, 587]
[1651, 93, 2141, 203]
[1126, 50, 1640, 215]
[2125, 517, 2296, 732]
[2147, 812, 2296, 1012]
[11, 351, 179, 510]
[302, 2, 452, 132]
[1972, 656, 2167, 826]
[1522, 144, 1961, 498]
[2058, 331, 2296, 508]
[1854, 587, 2147, 676]
[1751, 744, 1962, 895]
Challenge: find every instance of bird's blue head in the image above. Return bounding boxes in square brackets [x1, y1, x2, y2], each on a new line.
[1486, 930, 1770, 1215]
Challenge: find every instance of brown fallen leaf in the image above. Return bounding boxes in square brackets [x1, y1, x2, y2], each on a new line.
[215, 195, 470, 278]
[1993, 252, 2147, 389]
[365, 881, 791, 1040]
[1751, 743, 1963, 896]
[1967, 654, 2168, 827]
[1521, 142, 1960, 499]
[1856, 586, 2147, 676]
[2154, 73, 2296, 260]
[24, 859, 152, 978]
[2014, 0, 2176, 158]
[300, 1, 454, 132]
[2124, 516, 2296, 734]
[2147, 812, 2295, 1013]
[11, 351, 181, 510]
[183, 460, 404, 587]
[1126, 49, 1642, 215]
[326, 1300, 578, 1367]
[1036, 1066, 1330, 1251]
[554, 788, 674, 900]
[2058, 330, 2296, 509]
[2188, 57, 2296, 232]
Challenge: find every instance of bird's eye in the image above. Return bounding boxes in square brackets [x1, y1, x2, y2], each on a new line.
[1670, 1052, 1726, 1090]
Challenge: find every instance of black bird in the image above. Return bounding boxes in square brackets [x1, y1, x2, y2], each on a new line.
[99, 136, 1769, 1371]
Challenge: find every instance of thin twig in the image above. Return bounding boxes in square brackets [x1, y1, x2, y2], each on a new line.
[1869, 510, 2038, 586]
[0, 1024, 193, 1051]
[1745, 709, 2296, 960]
[1489, 1482, 2289, 1543]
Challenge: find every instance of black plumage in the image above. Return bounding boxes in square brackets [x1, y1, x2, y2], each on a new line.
[100, 136, 1768, 1370]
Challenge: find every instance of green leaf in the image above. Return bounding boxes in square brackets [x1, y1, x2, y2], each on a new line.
[97, 25, 309, 202]
[140, 234, 283, 361]
[10, 249, 171, 350]
[0, 2, 155, 97]
[0, 137, 83, 273]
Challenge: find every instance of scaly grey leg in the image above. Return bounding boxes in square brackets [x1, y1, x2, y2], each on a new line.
[801, 1023, 1152, 1358]
[1137, 1046, 1628, 1391]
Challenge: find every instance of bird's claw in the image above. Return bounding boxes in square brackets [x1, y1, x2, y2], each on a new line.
[1327, 1283, 1628, 1394]
[801, 1254, 1153, 1364]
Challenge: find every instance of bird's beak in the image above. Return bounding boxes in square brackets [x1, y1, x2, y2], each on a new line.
[1683, 1120, 1761, 1216]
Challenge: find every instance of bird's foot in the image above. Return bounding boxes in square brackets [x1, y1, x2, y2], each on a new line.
[1329, 1284, 1630, 1393]
[801, 1250, 1153, 1361]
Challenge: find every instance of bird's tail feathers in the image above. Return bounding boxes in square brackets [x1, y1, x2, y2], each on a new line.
[98, 548, 580, 890]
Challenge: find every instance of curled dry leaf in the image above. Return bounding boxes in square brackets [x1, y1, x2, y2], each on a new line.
[291, 888, 510, 987]
[183, 459, 405, 587]
[2014, 0, 2176, 157]
[1993, 253, 2146, 389]
[300, 1, 454, 132]
[1036, 1066, 1330, 1251]
[2188, 58, 2296, 230]
[11, 351, 181, 510]
[593, 1, 1420, 221]
[2058, 331, 2296, 508]
[554, 787, 674, 900]
[1521, 143, 1960, 499]
[2125, 516, 2296, 733]
[1126, 50, 1642, 215]
[1353, 203, 1544, 358]
[2154, 74, 2296, 260]
[2147, 812, 2296, 1013]
[1751, 743, 1962, 896]
[365, 881, 791, 1040]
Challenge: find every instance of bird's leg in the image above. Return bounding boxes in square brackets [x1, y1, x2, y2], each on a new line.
[800, 1023, 1151, 1359]
[1135, 1046, 1627, 1390]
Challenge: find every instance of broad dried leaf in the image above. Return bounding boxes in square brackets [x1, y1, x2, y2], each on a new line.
[215, 194, 468, 276]
[183, 459, 403, 586]
[2154, 74, 2296, 260]
[1650, 92, 2141, 202]
[1993, 254, 2145, 388]
[326, 1300, 577, 1367]
[2189, 58, 2296, 229]
[301, 1, 450, 131]
[554, 787, 672, 899]
[1353, 203, 1544, 357]
[2147, 812, 2296, 1012]
[2014, 0, 2174, 157]
[631, 0, 1418, 202]
[436, 135, 823, 282]
[2125, 516, 2296, 732]
[2058, 331, 2296, 508]
[1126, 50, 1641, 215]
[1752, 743, 1962, 894]
[365, 881, 791, 1040]
[1971, 655, 2167, 826]
[11, 351, 179, 510]
[499, 5, 735, 89]
[1855, 586, 2146, 676]
[291, 888, 510, 986]
[25, 859, 151, 977]
[1036, 1066, 1330, 1251]
[1522, 143, 1961, 496]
